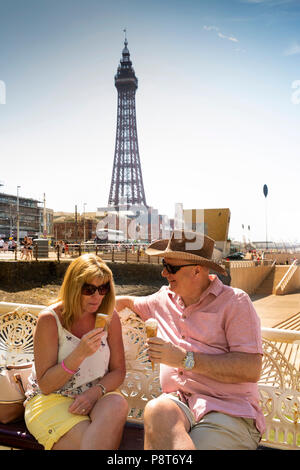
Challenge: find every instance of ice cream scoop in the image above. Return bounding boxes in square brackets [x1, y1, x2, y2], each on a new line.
[95, 313, 108, 330]
[145, 318, 158, 371]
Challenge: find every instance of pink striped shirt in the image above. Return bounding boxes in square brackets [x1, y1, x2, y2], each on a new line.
[133, 275, 265, 434]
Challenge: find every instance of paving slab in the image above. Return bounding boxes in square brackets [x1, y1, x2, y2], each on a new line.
[251, 292, 300, 328]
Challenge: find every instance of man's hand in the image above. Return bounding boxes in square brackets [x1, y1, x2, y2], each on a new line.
[147, 337, 186, 368]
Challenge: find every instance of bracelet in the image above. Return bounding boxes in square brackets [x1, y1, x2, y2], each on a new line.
[96, 382, 106, 397]
[61, 360, 78, 375]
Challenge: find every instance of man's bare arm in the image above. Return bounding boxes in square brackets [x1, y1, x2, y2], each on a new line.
[194, 351, 262, 383]
[147, 337, 262, 383]
[115, 295, 139, 315]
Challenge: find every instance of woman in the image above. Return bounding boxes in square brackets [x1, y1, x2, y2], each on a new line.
[26, 237, 33, 260]
[20, 236, 28, 260]
[24, 254, 128, 450]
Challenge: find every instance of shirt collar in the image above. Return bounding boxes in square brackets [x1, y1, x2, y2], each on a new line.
[207, 274, 224, 297]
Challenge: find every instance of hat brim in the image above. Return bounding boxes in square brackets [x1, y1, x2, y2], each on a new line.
[145, 241, 228, 276]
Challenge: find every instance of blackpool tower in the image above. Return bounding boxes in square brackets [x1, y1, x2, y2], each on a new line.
[108, 35, 147, 208]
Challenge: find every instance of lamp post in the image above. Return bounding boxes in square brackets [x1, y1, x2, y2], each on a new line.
[43, 193, 47, 238]
[17, 185, 21, 248]
[263, 184, 268, 250]
[83, 203, 87, 246]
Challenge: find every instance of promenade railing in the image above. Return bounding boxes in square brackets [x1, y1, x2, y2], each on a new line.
[0, 243, 162, 264]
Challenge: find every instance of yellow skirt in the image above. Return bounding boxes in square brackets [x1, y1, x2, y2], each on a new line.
[24, 393, 90, 450]
[24, 390, 123, 450]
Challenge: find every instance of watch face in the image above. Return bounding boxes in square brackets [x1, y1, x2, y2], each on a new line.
[184, 352, 194, 370]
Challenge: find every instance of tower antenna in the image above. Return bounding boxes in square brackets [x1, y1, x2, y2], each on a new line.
[123, 28, 127, 45]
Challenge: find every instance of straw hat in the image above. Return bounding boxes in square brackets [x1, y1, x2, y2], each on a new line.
[145, 230, 227, 276]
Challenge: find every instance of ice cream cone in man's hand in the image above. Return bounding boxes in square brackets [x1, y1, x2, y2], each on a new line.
[145, 318, 158, 371]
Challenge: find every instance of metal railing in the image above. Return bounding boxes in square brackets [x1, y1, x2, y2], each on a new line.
[275, 259, 299, 295]
[0, 243, 161, 264]
[223, 259, 275, 268]
[57, 243, 161, 264]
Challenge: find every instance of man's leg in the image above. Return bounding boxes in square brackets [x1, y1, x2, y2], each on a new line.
[190, 412, 261, 450]
[143, 397, 196, 450]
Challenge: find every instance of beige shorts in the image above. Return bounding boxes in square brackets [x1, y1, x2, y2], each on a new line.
[160, 393, 261, 450]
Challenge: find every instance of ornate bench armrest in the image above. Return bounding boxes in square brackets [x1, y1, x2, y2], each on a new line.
[0, 305, 38, 366]
[119, 308, 161, 422]
[258, 386, 300, 449]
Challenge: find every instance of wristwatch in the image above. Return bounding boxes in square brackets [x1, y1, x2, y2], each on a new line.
[182, 351, 195, 370]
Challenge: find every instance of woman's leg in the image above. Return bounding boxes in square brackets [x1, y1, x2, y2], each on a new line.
[80, 393, 128, 450]
[52, 393, 128, 450]
[52, 420, 90, 450]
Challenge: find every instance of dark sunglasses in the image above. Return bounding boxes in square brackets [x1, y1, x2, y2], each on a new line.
[162, 259, 197, 275]
[81, 282, 110, 296]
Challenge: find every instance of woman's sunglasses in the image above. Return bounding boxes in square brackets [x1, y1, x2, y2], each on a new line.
[81, 282, 110, 296]
[162, 259, 198, 274]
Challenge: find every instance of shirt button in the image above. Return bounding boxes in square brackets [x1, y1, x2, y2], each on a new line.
[183, 315, 187, 319]
[182, 335, 185, 339]
[179, 371, 184, 375]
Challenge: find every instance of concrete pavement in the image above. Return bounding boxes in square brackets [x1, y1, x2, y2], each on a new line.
[251, 292, 300, 328]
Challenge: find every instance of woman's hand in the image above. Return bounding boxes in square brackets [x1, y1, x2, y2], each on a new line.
[74, 328, 106, 361]
[68, 387, 99, 416]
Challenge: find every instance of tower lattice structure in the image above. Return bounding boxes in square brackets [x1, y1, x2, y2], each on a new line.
[108, 37, 147, 208]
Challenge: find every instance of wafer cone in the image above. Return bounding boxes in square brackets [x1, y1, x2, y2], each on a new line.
[145, 319, 158, 371]
[95, 313, 108, 330]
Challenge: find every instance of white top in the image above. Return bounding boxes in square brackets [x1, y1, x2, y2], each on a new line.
[25, 308, 110, 400]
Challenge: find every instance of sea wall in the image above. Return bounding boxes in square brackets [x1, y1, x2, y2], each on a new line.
[0, 260, 167, 289]
[264, 253, 300, 264]
[227, 261, 273, 295]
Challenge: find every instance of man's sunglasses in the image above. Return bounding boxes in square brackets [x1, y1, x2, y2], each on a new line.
[162, 259, 197, 275]
[81, 282, 110, 296]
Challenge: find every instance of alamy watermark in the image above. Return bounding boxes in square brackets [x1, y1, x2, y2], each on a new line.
[0, 80, 6, 104]
[96, 201, 205, 250]
[291, 80, 300, 105]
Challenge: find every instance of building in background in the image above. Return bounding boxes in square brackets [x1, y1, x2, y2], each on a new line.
[0, 192, 53, 239]
[96, 206, 174, 243]
[53, 211, 98, 242]
[183, 208, 231, 256]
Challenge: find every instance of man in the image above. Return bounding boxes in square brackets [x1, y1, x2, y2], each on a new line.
[115, 230, 265, 450]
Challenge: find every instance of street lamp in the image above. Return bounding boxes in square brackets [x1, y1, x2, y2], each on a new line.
[83, 203, 87, 245]
[17, 185, 21, 248]
[263, 184, 268, 250]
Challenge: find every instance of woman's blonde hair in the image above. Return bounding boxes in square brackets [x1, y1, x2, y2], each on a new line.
[56, 254, 115, 330]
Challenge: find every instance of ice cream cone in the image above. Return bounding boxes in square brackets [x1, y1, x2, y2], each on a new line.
[95, 313, 108, 330]
[145, 319, 158, 371]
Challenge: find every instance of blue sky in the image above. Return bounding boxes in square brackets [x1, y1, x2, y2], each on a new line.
[1, 0, 300, 244]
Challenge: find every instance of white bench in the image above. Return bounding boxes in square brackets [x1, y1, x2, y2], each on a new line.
[0, 301, 299, 450]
